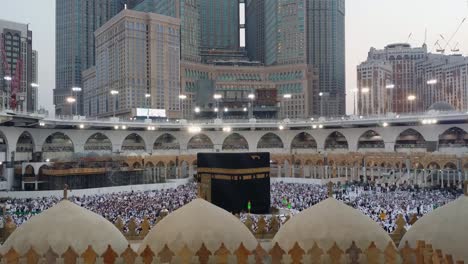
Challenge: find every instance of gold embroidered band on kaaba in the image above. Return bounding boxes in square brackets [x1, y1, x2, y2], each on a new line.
[199, 173, 269, 180]
[197, 167, 270, 175]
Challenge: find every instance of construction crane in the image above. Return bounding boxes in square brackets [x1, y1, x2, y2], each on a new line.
[434, 40, 445, 54]
[406, 33, 413, 43]
[435, 18, 466, 54]
[0, 33, 22, 110]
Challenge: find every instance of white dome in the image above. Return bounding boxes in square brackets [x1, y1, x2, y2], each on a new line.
[400, 196, 468, 262]
[1, 200, 128, 255]
[273, 198, 394, 251]
[138, 199, 257, 254]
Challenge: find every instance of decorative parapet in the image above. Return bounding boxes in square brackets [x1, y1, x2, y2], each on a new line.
[0, 240, 463, 263]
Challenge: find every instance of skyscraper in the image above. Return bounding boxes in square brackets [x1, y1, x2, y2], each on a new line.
[199, 0, 240, 61]
[307, 0, 346, 117]
[247, 0, 346, 117]
[0, 19, 37, 112]
[133, 0, 201, 62]
[54, 0, 144, 116]
[83, 10, 181, 118]
[245, 0, 265, 63]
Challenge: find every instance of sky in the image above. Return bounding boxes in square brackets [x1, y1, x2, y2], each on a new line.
[1, 0, 468, 116]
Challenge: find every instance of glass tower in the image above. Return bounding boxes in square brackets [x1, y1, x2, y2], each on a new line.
[199, 0, 239, 51]
[133, 0, 201, 62]
[307, 0, 346, 116]
[54, 0, 143, 116]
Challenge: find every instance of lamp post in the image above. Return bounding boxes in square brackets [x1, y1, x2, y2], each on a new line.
[407, 95, 416, 113]
[283, 93, 292, 119]
[145, 93, 151, 119]
[248, 92, 255, 119]
[352, 88, 358, 115]
[66, 97, 76, 116]
[178, 94, 187, 119]
[3, 76, 11, 110]
[427, 79, 438, 110]
[318, 92, 330, 117]
[71, 87, 82, 116]
[30, 83, 39, 112]
[213, 93, 222, 119]
[361, 88, 370, 116]
[110, 90, 119, 117]
[385, 84, 394, 113]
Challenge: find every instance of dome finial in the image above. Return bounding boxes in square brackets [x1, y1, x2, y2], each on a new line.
[327, 182, 333, 198]
[63, 184, 69, 200]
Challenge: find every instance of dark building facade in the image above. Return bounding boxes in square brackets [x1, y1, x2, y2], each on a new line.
[245, 0, 265, 63]
[199, 0, 240, 62]
[307, 0, 346, 117]
[54, 0, 144, 116]
[246, 0, 346, 117]
[0, 19, 37, 112]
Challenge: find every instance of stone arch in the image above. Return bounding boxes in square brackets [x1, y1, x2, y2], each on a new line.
[42, 132, 74, 153]
[0, 130, 8, 155]
[438, 127, 468, 147]
[37, 165, 49, 182]
[24, 165, 35, 177]
[426, 162, 441, 170]
[443, 162, 457, 170]
[180, 160, 189, 178]
[412, 162, 424, 170]
[133, 162, 142, 169]
[16, 131, 34, 153]
[257, 133, 284, 149]
[153, 133, 180, 150]
[187, 134, 214, 149]
[84, 133, 112, 152]
[156, 161, 166, 180]
[291, 132, 317, 150]
[166, 161, 177, 179]
[122, 133, 146, 151]
[146, 162, 155, 168]
[395, 129, 426, 150]
[357, 130, 384, 149]
[222, 133, 249, 150]
[324, 131, 348, 150]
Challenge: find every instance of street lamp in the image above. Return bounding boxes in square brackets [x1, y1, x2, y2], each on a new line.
[360, 88, 370, 116]
[214, 94, 222, 119]
[352, 88, 358, 115]
[282, 94, 292, 119]
[66, 97, 76, 116]
[319, 92, 330, 117]
[194, 107, 200, 113]
[178, 94, 187, 119]
[31, 83, 39, 88]
[110, 90, 119, 117]
[248, 93, 255, 119]
[407, 95, 416, 113]
[145, 93, 151, 119]
[71, 87, 82, 116]
[3, 76, 12, 110]
[385, 84, 394, 113]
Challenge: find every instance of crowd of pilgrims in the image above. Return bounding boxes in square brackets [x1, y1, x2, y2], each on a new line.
[1, 182, 461, 233]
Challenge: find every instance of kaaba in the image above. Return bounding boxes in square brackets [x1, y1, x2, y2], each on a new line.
[197, 152, 271, 214]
